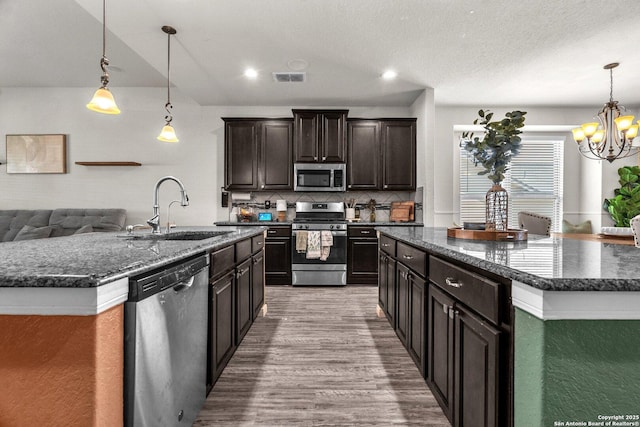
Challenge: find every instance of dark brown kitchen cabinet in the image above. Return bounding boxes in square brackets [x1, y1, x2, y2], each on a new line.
[251, 252, 264, 320]
[347, 226, 378, 284]
[378, 249, 395, 323]
[428, 255, 508, 427]
[408, 272, 426, 377]
[347, 120, 380, 190]
[209, 270, 235, 387]
[235, 258, 252, 343]
[264, 226, 292, 285]
[224, 118, 293, 191]
[381, 119, 416, 190]
[396, 263, 410, 347]
[347, 118, 416, 190]
[293, 109, 347, 163]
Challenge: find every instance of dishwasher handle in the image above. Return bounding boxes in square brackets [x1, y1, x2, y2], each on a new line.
[172, 276, 195, 293]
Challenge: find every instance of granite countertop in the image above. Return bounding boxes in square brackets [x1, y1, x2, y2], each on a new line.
[214, 221, 422, 227]
[0, 226, 265, 289]
[215, 221, 292, 226]
[376, 226, 640, 292]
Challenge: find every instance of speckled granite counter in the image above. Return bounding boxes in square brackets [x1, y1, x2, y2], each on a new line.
[214, 221, 291, 226]
[377, 226, 640, 320]
[0, 226, 265, 315]
[214, 221, 423, 226]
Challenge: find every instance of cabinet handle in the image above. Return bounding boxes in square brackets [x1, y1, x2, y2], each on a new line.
[348, 185, 352, 188]
[449, 308, 459, 320]
[361, 230, 371, 234]
[322, 156, 327, 161]
[445, 277, 462, 288]
[384, 185, 388, 189]
[261, 185, 265, 189]
[257, 241, 263, 245]
[314, 156, 318, 161]
[382, 243, 390, 247]
[402, 254, 413, 260]
[267, 230, 277, 234]
[253, 257, 263, 265]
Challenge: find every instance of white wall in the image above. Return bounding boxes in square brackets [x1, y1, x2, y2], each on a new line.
[0, 87, 409, 226]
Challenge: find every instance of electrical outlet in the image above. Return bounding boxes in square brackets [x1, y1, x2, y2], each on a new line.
[265, 200, 271, 209]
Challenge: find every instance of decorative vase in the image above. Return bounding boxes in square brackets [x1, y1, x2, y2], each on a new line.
[485, 183, 508, 231]
[369, 210, 376, 222]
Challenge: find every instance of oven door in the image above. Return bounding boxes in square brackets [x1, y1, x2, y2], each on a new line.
[291, 229, 347, 285]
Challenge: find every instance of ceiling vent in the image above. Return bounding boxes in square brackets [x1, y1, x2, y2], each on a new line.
[272, 72, 306, 83]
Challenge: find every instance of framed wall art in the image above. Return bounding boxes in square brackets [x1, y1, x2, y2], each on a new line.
[6, 134, 67, 174]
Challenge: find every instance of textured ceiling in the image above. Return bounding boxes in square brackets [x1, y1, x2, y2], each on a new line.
[2, 0, 640, 108]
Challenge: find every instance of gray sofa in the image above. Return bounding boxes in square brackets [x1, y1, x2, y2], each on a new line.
[0, 209, 127, 242]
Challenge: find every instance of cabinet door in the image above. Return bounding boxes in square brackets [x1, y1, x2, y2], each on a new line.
[236, 258, 252, 343]
[210, 271, 236, 385]
[384, 258, 396, 324]
[260, 120, 293, 190]
[347, 237, 378, 284]
[265, 238, 292, 285]
[381, 120, 416, 190]
[454, 306, 501, 427]
[408, 272, 426, 377]
[293, 111, 319, 162]
[427, 284, 455, 423]
[225, 120, 259, 190]
[347, 120, 380, 190]
[320, 111, 346, 162]
[378, 252, 389, 313]
[396, 263, 410, 346]
[251, 252, 264, 320]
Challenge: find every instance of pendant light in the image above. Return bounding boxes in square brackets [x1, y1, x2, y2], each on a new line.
[157, 26, 179, 143]
[86, 0, 121, 114]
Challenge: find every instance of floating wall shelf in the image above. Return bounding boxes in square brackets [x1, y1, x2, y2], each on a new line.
[75, 162, 141, 166]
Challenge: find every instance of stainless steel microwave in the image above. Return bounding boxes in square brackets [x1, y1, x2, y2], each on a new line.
[294, 163, 346, 192]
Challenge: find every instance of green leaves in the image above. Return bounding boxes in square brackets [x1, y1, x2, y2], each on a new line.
[460, 109, 527, 184]
[604, 166, 640, 227]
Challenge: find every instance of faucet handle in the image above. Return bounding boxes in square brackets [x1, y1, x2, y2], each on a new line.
[126, 224, 148, 234]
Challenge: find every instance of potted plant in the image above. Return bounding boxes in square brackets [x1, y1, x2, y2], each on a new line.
[603, 165, 640, 227]
[461, 109, 527, 231]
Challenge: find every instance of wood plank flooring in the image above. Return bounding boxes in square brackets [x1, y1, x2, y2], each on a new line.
[194, 285, 451, 426]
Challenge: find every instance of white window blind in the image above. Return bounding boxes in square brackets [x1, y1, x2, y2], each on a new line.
[459, 136, 564, 232]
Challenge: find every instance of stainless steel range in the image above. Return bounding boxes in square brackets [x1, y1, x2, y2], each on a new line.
[291, 202, 347, 286]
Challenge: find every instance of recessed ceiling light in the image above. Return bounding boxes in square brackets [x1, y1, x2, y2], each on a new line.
[382, 70, 397, 80]
[287, 59, 308, 71]
[244, 68, 258, 79]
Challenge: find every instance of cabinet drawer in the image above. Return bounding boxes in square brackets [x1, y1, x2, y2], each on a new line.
[252, 234, 265, 253]
[429, 256, 500, 325]
[397, 242, 426, 277]
[379, 234, 396, 256]
[349, 226, 376, 238]
[210, 245, 235, 279]
[266, 226, 291, 238]
[235, 238, 252, 262]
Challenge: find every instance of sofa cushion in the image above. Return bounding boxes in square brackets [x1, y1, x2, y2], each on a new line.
[49, 209, 126, 237]
[73, 224, 94, 235]
[0, 210, 53, 242]
[14, 225, 54, 241]
[562, 219, 593, 234]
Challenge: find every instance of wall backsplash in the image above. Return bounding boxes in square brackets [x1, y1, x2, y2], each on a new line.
[228, 188, 424, 223]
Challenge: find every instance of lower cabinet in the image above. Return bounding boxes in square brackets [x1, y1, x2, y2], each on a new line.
[378, 251, 396, 325]
[408, 272, 426, 377]
[209, 271, 236, 387]
[207, 236, 265, 393]
[347, 226, 378, 284]
[265, 226, 291, 285]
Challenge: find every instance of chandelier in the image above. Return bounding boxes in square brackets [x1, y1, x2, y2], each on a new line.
[571, 63, 639, 163]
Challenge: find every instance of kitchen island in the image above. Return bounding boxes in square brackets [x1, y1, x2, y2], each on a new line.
[376, 226, 640, 427]
[0, 226, 265, 427]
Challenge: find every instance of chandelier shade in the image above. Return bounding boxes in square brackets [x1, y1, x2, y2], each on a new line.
[157, 25, 179, 143]
[86, 0, 120, 115]
[571, 63, 638, 163]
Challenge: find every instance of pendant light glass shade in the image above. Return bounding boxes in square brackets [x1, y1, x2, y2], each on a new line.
[87, 0, 120, 115]
[158, 26, 178, 143]
[87, 87, 120, 114]
[157, 125, 179, 143]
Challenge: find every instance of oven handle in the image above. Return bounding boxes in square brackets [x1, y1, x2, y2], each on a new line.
[292, 230, 347, 237]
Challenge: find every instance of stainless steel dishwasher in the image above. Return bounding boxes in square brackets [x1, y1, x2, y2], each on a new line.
[124, 254, 209, 427]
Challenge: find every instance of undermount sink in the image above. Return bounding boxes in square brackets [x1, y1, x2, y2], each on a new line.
[119, 230, 232, 241]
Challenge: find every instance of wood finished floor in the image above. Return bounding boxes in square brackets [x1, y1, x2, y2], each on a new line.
[194, 285, 451, 427]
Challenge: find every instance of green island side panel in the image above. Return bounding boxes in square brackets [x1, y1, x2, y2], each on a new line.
[515, 308, 640, 426]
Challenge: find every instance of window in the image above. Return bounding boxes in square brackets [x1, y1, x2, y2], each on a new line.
[459, 135, 564, 231]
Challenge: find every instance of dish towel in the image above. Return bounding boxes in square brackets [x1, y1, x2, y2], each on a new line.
[320, 230, 333, 261]
[306, 231, 321, 259]
[296, 230, 308, 253]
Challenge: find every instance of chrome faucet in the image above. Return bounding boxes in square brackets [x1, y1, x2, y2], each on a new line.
[147, 176, 189, 234]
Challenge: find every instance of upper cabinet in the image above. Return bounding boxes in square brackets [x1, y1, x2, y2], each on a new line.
[293, 109, 348, 163]
[224, 118, 293, 191]
[347, 118, 416, 191]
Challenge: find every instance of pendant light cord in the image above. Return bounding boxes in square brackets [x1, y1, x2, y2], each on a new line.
[162, 26, 176, 124]
[609, 66, 613, 103]
[99, 0, 110, 87]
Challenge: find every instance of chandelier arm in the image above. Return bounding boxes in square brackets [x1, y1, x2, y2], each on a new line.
[164, 102, 173, 124]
